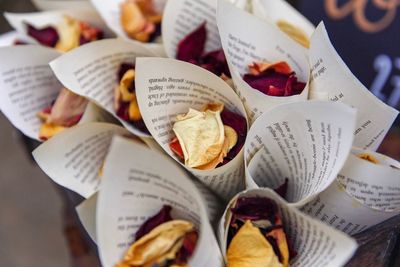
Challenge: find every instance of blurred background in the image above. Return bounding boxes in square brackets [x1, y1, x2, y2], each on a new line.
[0, 0, 399, 267]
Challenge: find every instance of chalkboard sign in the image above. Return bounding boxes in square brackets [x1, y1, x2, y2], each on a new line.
[293, 0, 400, 113]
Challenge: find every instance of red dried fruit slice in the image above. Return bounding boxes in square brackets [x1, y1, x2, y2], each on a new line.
[177, 22, 206, 62]
[244, 62, 306, 97]
[170, 137, 184, 160]
[135, 205, 173, 240]
[26, 23, 59, 47]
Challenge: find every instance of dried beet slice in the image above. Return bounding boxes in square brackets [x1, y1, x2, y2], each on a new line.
[201, 49, 231, 78]
[135, 205, 173, 240]
[26, 23, 59, 47]
[177, 22, 206, 62]
[220, 108, 247, 162]
[244, 63, 306, 97]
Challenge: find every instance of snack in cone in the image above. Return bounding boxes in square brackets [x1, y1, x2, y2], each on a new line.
[243, 61, 306, 97]
[120, 0, 162, 42]
[26, 15, 103, 52]
[114, 63, 149, 134]
[37, 87, 88, 140]
[226, 196, 292, 267]
[116, 205, 198, 267]
[169, 102, 246, 170]
[176, 23, 230, 79]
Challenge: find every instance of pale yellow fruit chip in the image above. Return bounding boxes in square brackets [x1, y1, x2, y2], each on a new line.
[119, 69, 136, 102]
[121, 0, 147, 38]
[224, 125, 238, 150]
[357, 153, 379, 164]
[276, 20, 310, 49]
[119, 220, 194, 266]
[173, 108, 225, 168]
[227, 220, 282, 267]
[128, 95, 142, 121]
[202, 102, 224, 113]
[39, 123, 66, 141]
[55, 16, 81, 52]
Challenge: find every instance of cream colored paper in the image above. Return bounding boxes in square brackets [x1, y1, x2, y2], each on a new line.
[309, 23, 398, 151]
[135, 57, 249, 200]
[162, 0, 221, 60]
[217, 0, 309, 122]
[50, 38, 156, 137]
[97, 136, 223, 267]
[76, 193, 98, 242]
[302, 148, 400, 235]
[251, 0, 315, 38]
[337, 148, 400, 212]
[301, 180, 399, 235]
[245, 101, 357, 207]
[33, 122, 131, 198]
[219, 188, 357, 267]
[4, 9, 113, 46]
[0, 45, 61, 140]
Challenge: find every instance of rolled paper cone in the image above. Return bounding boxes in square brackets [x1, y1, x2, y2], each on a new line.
[162, 0, 221, 59]
[251, 0, 315, 39]
[90, 0, 166, 52]
[97, 135, 223, 267]
[32, 0, 93, 11]
[32, 122, 134, 198]
[135, 57, 249, 201]
[50, 38, 158, 138]
[219, 188, 358, 267]
[4, 9, 114, 46]
[76, 192, 98, 243]
[244, 101, 357, 207]
[308, 23, 399, 151]
[0, 45, 78, 141]
[217, 0, 310, 123]
[300, 147, 400, 235]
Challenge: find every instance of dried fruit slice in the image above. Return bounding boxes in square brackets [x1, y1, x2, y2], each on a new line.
[357, 153, 379, 164]
[244, 61, 305, 97]
[276, 20, 310, 48]
[118, 220, 194, 266]
[26, 24, 59, 47]
[227, 220, 282, 267]
[227, 197, 292, 267]
[120, 0, 162, 42]
[173, 108, 225, 168]
[116, 205, 198, 267]
[176, 22, 231, 78]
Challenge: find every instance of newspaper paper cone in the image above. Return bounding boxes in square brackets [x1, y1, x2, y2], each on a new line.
[96, 135, 223, 266]
[219, 188, 358, 267]
[135, 57, 249, 201]
[32, 122, 133, 198]
[301, 148, 400, 235]
[217, 0, 310, 122]
[309, 23, 398, 151]
[244, 101, 357, 207]
[50, 38, 158, 138]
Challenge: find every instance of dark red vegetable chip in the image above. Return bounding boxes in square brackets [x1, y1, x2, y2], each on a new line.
[177, 22, 231, 78]
[244, 67, 305, 97]
[230, 197, 277, 223]
[26, 23, 59, 47]
[177, 22, 206, 62]
[220, 108, 247, 162]
[135, 205, 173, 240]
